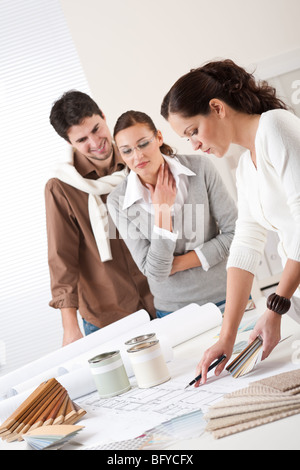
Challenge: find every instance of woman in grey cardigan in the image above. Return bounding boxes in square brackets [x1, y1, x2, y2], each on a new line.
[107, 111, 237, 317]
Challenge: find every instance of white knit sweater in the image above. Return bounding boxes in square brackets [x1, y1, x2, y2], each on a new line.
[227, 109, 300, 297]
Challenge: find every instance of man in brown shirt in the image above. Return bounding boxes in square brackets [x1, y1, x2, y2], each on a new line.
[45, 91, 155, 346]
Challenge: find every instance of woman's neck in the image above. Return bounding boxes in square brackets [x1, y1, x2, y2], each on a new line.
[232, 112, 261, 167]
[139, 155, 165, 187]
[139, 173, 158, 187]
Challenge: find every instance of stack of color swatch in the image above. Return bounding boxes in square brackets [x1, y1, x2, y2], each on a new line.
[0, 378, 86, 444]
[226, 336, 263, 378]
[22, 424, 84, 450]
[81, 410, 206, 450]
[204, 369, 300, 439]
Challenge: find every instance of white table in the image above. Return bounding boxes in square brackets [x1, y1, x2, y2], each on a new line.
[168, 297, 300, 450]
[1, 297, 300, 451]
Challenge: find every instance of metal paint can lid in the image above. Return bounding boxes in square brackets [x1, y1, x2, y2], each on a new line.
[88, 350, 120, 364]
[125, 333, 156, 346]
[127, 340, 159, 353]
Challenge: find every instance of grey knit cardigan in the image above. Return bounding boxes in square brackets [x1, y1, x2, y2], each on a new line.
[107, 154, 238, 312]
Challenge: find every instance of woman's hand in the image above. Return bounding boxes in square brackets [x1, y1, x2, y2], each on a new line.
[194, 337, 234, 386]
[248, 308, 282, 360]
[147, 163, 177, 232]
[170, 252, 201, 275]
[196, 307, 282, 386]
[147, 163, 177, 208]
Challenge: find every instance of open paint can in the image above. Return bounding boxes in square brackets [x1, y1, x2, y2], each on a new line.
[127, 340, 170, 388]
[125, 333, 156, 347]
[88, 351, 131, 398]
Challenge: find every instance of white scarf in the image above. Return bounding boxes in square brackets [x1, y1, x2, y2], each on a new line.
[50, 149, 127, 262]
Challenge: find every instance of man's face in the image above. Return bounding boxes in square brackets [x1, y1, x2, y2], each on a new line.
[67, 114, 113, 162]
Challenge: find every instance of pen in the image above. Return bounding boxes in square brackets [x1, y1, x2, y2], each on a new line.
[184, 355, 227, 389]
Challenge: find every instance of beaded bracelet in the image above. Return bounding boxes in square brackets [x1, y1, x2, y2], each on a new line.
[267, 293, 291, 315]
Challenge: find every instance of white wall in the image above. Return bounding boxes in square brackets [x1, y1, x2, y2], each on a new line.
[59, 0, 300, 158]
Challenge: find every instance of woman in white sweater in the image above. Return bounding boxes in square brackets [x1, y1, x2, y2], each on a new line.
[161, 59, 300, 384]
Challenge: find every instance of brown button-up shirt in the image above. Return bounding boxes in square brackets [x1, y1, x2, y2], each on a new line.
[45, 147, 155, 328]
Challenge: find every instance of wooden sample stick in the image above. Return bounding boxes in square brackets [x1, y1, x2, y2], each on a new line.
[43, 389, 68, 426]
[72, 401, 87, 421]
[53, 394, 69, 425]
[62, 398, 77, 423]
[63, 401, 87, 424]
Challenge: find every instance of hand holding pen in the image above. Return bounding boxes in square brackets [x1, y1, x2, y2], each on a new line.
[185, 355, 227, 389]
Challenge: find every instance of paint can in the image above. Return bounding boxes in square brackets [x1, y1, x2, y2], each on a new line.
[127, 340, 170, 388]
[88, 351, 131, 398]
[125, 333, 157, 347]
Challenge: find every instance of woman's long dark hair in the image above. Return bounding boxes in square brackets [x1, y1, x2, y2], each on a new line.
[114, 110, 175, 156]
[161, 59, 288, 119]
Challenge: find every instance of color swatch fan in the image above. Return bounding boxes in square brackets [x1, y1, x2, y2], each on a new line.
[226, 336, 263, 378]
[22, 424, 83, 450]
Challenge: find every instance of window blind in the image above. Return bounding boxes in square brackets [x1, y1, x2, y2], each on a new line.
[0, 0, 91, 377]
